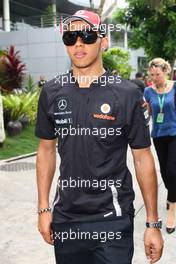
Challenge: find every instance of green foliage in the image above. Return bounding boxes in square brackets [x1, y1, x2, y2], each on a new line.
[23, 75, 38, 93]
[112, 0, 176, 67]
[0, 45, 26, 92]
[41, 5, 56, 27]
[0, 50, 6, 57]
[103, 47, 133, 79]
[2, 91, 39, 122]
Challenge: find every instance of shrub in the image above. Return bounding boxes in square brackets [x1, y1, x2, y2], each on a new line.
[103, 47, 133, 79]
[2, 91, 39, 123]
[23, 75, 38, 93]
[0, 45, 26, 92]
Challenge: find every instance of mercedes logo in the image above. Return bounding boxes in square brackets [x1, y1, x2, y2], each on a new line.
[58, 99, 67, 110]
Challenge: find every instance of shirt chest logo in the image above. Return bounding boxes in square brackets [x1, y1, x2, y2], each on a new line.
[93, 103, 116, 121]
[101, 103, 111, 114]
[54, 97, 73, 126]
[58, 99, 67, 111]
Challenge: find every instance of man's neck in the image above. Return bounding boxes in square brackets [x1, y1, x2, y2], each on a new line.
[72, 66, 106, 88]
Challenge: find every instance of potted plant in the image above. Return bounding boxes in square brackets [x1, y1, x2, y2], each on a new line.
[2, 91, 39, 136]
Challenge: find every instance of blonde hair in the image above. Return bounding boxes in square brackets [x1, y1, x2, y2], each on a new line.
[149, 58, 171, 74]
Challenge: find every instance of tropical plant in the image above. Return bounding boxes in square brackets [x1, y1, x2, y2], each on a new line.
[23, 75, 38, 93]
[0, 45, 26, 92]
[2, 91, 39, 122]
[103, 47, 133, 79]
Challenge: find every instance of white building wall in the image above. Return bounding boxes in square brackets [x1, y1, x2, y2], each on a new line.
[128, 48, 146, 78]
[0, 27, 70, 82]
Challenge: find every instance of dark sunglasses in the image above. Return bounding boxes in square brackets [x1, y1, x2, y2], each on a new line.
[62, 29, 103, 46]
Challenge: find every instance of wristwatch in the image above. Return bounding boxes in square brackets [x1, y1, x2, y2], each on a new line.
[146, 219, 162, 229]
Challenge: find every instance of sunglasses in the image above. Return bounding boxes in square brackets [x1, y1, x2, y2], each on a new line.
[62, 29, 103, 46]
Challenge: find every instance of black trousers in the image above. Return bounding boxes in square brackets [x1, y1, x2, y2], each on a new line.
[52, 215, 134, 264]
[153, 136, 176, 202]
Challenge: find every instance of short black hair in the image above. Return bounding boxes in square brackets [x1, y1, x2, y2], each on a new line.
[135, 72, 144, 78]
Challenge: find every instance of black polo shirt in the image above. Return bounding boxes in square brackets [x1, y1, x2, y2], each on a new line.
[35, 71, 151, 223]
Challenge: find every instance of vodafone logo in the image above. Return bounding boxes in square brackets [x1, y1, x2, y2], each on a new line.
[101, 104, 111, 114]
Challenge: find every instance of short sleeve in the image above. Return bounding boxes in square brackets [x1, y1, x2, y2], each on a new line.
[144, 87, 150, 102]
[35, 86, 57, 140]
[127, 91, 151, 149]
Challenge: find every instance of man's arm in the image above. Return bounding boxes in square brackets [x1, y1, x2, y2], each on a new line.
[131, 147, 164, 263]
[36, 138, 57, 245]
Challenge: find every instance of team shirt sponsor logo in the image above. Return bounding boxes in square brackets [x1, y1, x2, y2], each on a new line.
[93, 114, 115, 121]
[101, 103, 111, 114]
[93, 103, 116, 121]
[54, 97, 73, 125]
[57, 99, 67, 111]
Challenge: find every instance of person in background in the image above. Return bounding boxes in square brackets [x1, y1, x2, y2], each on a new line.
[144, 58, 176, 234]
[145, 75, 153, 87]
[38, 75, 47, 88]
[131, 72, 146, 94]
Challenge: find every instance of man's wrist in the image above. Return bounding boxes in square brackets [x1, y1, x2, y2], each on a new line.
[146, 219, 162, 229]
[38, 200, 50, 208]
[146, 213, 159, 223]
[37, 206, 52, 215]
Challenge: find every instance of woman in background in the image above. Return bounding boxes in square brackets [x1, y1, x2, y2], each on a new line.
[144, 58, 176, 234]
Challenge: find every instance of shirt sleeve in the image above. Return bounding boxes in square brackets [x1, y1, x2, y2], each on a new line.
[127, 90, 151, 149]
[35, 85, 57, 140]
[144, 87, 150, 102]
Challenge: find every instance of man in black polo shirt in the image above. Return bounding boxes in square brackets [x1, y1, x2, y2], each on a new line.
[35, 10, 163, 264]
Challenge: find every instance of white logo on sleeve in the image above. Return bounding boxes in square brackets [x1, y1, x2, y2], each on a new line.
[101, 103, 111, 114]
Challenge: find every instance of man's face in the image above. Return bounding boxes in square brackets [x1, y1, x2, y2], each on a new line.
[64, 20, 108, 69]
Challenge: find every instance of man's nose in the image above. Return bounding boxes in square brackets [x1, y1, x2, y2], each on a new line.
[75, 36, 84, 46]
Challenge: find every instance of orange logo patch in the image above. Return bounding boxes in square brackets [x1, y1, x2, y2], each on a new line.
[93, 114, 115, 121]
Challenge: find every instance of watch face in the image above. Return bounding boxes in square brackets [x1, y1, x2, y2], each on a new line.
[157, 219, 162, 229]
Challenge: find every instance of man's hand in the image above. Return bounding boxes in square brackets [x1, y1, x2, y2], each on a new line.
[38, 212, 54, 245]
[142, 101, 151, 116]
[144, 228, 164, 263]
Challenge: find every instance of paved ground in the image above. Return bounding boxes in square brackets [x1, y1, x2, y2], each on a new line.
[0, 145, 176, 264]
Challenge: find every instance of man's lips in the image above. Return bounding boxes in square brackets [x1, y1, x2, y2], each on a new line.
[74, 52, 87, 58]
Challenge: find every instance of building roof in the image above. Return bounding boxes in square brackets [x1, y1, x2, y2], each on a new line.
[0, 0, 86, 21]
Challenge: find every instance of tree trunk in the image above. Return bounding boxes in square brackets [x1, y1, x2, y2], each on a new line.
[97, 0, 106, 17]
[170, 58, 176, 79]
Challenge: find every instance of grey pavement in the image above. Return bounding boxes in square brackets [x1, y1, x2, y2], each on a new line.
[0, 145, 176, 264]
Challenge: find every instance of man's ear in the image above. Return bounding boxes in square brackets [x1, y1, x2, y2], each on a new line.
[101, 36, 109, 51]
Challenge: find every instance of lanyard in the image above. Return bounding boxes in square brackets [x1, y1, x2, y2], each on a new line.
[157, 93, 165, 113]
